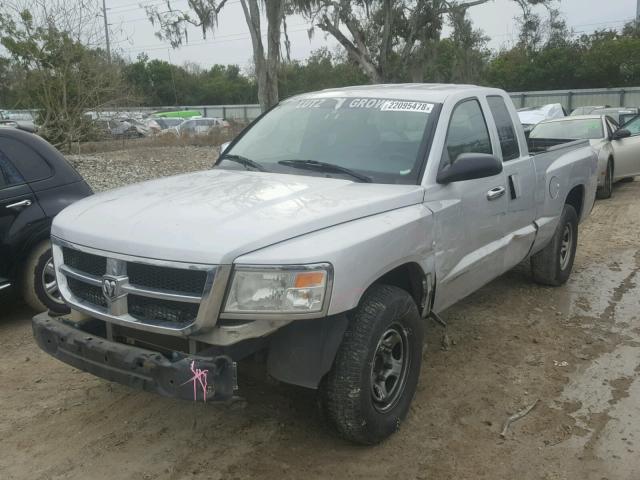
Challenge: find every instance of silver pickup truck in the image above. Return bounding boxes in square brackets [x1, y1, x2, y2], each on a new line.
[33, 85, 597, 444]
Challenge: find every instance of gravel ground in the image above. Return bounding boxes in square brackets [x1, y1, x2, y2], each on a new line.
[1, 150, 639, 480]
[67, 145, 218, 192]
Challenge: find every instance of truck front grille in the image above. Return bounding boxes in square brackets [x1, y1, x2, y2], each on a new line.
[57, 243, 215, 331]
[128, 295, 200, 326]
[63, 248, 106, 276]
[127, 263, 207, 295]
[67, 277, 108, 308]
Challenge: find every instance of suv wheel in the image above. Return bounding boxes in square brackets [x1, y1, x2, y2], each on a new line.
[22, 240, 69, 314]
[319, 284, 424, 444]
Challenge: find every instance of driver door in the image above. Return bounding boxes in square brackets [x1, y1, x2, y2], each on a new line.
[427, 98, 508, 311]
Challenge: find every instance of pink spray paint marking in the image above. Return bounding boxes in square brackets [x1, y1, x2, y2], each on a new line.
[182, 360, 209, 402]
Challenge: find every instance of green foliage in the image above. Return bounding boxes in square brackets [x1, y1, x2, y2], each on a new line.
[483, 22, 640, 91]
[0, 5, 125, 148]
[122, 55, 257, 106]
[279, 48, 369, 98]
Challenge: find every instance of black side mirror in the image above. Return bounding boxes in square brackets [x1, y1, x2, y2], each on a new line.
[612, 128, 631, 140]
[437, 153, 503, 184]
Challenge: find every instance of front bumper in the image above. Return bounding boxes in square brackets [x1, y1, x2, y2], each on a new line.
[32, 312, 237, 402]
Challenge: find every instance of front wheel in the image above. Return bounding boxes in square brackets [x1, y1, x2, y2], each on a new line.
[531, 204, 578, 286]
[319, 284, 424, 444]
[22, 240, 69, 314]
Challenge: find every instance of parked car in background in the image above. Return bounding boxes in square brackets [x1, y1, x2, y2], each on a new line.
[570, 105, 608, 116]
[591, 107, 639, 126]
[94, 119, 148, 139]
[35, 84, 597, 444]
[0, 128, 92, 312]
[153, 109, 202, 119]
[0, 119, 37, 133]
[529, 115, 640, 199]
[166, 117, 229, 136]
[1, 110, 38, 133]
[518, 103, 567, 134]
[151, 117, 184, 132]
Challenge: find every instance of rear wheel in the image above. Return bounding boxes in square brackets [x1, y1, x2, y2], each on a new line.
[22, 240, 69, 314]
[319, 284, 424, 445]
[596, 159, 613, 199]
[531, 205, 578, 286]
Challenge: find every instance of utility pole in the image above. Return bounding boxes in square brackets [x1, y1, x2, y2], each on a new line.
[102, 0, 111, 63]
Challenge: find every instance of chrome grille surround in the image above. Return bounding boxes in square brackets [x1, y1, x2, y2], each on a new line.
[52, 237, 231, 336]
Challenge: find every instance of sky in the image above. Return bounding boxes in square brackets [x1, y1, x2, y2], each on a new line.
[107, 0, 638, 71]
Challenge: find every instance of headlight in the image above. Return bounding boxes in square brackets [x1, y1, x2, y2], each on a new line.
[223, 264, 331, 314]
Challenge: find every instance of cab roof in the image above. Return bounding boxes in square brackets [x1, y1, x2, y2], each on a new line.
[287, 83, 507, 104]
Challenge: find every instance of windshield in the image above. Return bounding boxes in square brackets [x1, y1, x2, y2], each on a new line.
[221, 96, 438, 184]
[530, 118, 603, 140]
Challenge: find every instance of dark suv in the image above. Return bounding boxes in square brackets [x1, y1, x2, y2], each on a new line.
[0, 128, 92, 312]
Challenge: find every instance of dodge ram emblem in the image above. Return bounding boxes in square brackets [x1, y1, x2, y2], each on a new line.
[102, 278, 118, 301]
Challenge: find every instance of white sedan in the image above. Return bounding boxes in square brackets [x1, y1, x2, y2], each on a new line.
[529, 115, 640, 199]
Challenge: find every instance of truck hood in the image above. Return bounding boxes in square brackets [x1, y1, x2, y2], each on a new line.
[52, 169, 425, 264]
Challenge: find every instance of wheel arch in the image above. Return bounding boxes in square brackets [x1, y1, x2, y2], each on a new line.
[565, 184, 585, 220]
[368, 262, 432, 315]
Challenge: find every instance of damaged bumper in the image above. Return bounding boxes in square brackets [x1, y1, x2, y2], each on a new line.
[32, 313, 237, 402]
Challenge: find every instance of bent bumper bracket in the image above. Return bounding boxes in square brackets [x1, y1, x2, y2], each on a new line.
[32, 312, 237, 402]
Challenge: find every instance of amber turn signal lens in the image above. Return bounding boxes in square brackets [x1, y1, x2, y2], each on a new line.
[293, 271, 326, 288]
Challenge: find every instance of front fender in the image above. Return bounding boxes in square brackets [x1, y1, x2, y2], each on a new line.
[233, 203, 436, 315]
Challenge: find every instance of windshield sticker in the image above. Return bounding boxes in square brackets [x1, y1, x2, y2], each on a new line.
[380, 100, 434, 113]
[293, 97, 434, 113]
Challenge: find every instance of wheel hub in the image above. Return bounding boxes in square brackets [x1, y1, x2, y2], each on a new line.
[559, 224, 573, 271]
[42, 258, 63, 304]
[370, 324, 410, 412]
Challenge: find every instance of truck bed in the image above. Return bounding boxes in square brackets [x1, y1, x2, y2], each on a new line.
[527, 137, 585, 155]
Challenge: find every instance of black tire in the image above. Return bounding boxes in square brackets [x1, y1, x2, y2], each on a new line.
[596, 159, 613, 199]
[22, 240, 69, 314]
[531, 204, 578, 286]
[319, 284, 424, 445]
[620, 176, 635, 183]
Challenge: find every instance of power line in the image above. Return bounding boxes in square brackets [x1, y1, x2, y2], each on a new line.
[120, 25, 311, 54]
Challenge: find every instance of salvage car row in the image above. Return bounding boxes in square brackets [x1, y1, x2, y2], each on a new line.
[1, 109, 230, 140]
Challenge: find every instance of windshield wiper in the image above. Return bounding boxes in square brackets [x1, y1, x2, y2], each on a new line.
[219, 153, 266, 172]
[278, 159, 372, 183]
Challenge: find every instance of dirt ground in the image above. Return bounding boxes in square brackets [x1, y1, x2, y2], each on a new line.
[1, 179, 640, 480]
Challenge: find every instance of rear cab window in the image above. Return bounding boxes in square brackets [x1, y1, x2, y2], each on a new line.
[487, 96, 520, 161]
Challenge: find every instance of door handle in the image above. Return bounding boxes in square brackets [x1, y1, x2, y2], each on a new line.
[5, 199, 32, 209]
[486, 186, 506, 201]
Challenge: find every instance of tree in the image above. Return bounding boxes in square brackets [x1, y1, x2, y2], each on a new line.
[122, 54, 257, 106]
[304, 0, 553, 83]
[0, 0, 127, 149]
[279, 47, 369, 97]
[145, 0, 287, 110]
